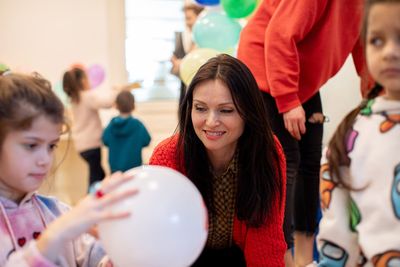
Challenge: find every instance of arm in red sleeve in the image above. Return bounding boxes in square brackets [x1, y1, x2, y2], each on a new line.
[149, 135, 180, 171]
[265, 0, 328, 113]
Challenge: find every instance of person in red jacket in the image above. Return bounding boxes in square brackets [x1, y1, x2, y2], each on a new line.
[237, 1, 371, 266]
[150, 54, 286, 266]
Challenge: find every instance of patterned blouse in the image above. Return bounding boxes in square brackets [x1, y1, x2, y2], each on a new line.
[206, 153, 238, 249]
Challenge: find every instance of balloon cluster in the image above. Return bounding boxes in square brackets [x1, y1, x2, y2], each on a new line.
[179, 0, 260, 86]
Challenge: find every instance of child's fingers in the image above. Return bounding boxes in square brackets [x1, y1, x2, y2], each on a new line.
[95, 191, 138, 221]
[100, 171, 123, 186]
[99, 210, 131, 221]
[86, 174, 138, 223]
[97, 188, 138, 209]
[97, 172, 135, 195]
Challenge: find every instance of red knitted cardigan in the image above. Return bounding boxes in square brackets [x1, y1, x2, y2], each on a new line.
[149, 135, 287, 267]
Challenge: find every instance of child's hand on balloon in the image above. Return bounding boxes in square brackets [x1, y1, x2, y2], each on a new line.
[87, 172, 136, 239]
[36, 172, 138, 262]
[98, 166, 208, 266]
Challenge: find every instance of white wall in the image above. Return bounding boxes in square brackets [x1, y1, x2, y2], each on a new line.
[0, 0, 127, 88]
[320, 56, 362, 145]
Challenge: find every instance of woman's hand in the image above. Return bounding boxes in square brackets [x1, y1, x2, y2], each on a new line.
[170, 55, 182, 76]
[36, 172, 138, 262]
[283, 105, 306, 140]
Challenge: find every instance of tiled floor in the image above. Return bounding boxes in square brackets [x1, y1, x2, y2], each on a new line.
[39, 99, 178, 206]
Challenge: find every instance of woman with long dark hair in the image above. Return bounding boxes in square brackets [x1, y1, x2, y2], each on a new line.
[150, 54, 286, 266]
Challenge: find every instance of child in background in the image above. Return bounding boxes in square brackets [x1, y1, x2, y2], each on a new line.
[63, 68, 129, 188]
[102, 91, 151, 173]
[317, 0, 400, 266]
[0, 72, 137, 266]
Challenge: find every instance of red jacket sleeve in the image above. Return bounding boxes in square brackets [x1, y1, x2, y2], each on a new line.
[149, 135, 180, 170]
[265, 0, 328, 112]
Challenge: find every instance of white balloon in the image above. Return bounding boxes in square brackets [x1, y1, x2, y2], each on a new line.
[98, 165, 208, 267]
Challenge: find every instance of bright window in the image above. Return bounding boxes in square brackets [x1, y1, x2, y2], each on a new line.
[125, 0, 184, 100]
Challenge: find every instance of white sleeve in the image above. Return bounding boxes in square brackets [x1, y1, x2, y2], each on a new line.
[86, 88, 119, 110]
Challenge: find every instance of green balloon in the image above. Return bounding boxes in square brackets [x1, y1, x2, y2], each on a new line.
[222, 0, 257, 18]
[193, 11, 242, 52]
[0, 63, 9, 72]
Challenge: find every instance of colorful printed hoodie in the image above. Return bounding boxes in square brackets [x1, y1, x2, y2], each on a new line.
[317, 96, 400, 266]
[0, 193, 108, 267]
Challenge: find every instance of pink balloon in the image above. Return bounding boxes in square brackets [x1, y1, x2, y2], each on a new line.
[88, 64, 105, 88]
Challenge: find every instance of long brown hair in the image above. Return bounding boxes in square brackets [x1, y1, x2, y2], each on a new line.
[178, 54, 284, 227]
[327, 84, 382, 188]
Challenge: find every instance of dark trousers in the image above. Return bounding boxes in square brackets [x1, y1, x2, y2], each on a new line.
[263, 92, 323, 249]
[79, 147, 105, 187]
[191, 245, 246, 267]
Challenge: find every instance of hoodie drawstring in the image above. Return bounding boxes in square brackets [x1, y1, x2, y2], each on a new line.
[0, 201, 18, 250]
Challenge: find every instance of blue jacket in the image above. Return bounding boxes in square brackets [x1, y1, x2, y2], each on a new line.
[102, 115, 151, 173]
